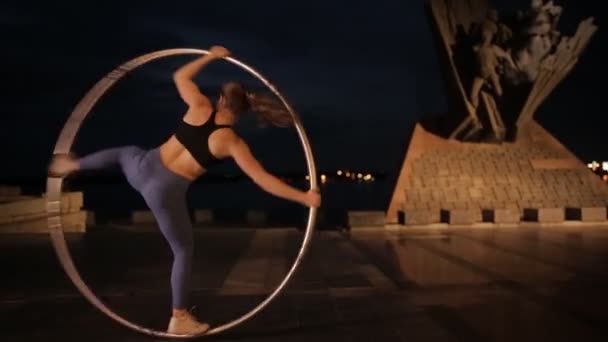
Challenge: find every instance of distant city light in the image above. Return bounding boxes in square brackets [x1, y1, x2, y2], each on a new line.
[296, 169, 380, 184]
[210, 169, 384, 184]
[588, 161, 600, 171]
[585, 160, 608, 183]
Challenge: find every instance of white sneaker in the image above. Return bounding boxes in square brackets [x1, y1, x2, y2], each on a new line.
[167, 312, 210, 335]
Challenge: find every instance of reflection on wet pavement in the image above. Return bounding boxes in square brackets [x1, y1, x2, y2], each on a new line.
[2, 225, 608, 341]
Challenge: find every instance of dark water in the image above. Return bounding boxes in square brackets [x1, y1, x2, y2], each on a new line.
[14, 173, 391, 225]
[84, 179, 388, 216]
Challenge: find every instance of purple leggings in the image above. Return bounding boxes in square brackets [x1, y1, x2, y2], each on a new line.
[79, 146, 193, 309]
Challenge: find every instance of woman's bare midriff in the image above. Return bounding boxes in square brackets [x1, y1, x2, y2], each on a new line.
[159, 136, 207, 181]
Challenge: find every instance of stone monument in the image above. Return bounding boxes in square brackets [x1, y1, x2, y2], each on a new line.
[386, 0, 607, 225]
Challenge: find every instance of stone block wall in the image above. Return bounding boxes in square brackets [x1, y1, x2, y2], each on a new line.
[0, 187, 88, 233]
[388, 122, 608, 225]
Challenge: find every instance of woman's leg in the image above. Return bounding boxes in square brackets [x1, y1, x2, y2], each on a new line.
[140, 175, 208, 334]
[144, 192, 194, 310]
[78, 146, 144, 172]
[49, 145, 144, 178]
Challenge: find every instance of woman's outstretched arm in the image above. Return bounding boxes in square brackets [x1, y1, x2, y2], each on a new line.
[173, 45, 230, 107]
[227, 135, 321, 208]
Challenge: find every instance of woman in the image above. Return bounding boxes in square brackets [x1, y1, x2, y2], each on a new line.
[49, 45, 321, 335]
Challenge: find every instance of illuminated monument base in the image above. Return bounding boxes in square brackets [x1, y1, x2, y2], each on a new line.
[385, 120, 608, 225]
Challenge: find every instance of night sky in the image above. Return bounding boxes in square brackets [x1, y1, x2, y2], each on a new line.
[1, 0, 606, 209]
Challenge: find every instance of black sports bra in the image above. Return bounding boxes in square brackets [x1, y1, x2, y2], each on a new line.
[174, 110, 232, 168]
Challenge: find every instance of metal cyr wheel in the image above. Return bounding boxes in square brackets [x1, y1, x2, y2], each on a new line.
[46, 48, 318, 338]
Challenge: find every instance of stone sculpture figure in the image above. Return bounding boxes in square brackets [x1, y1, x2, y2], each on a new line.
[425, 0, 595, 143]
[507, 0, 563, 83]
[483, 9, 513, 47]
[469, 20, 517, 109]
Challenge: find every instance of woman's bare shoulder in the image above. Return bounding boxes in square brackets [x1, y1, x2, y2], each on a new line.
[182, 105, 215, 125]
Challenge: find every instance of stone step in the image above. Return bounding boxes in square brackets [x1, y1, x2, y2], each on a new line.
[401, 208, 441, 225]
[347, 211, 385, 227]
[581, 207, 607, 222]
[522, 208, 566, 223]
[0, 192, 83, 225]
[400, 203, 607, 225]
[0, 210, 88, 233]
[563, 207, 608, 222]
[446, 208, 481, 225]
[492, 208, 521, 223]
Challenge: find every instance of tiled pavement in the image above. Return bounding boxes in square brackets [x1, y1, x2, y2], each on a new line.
[2, 224, 608, 341]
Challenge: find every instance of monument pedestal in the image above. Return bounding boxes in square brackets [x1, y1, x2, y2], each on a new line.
[386, 121, 608, 225]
